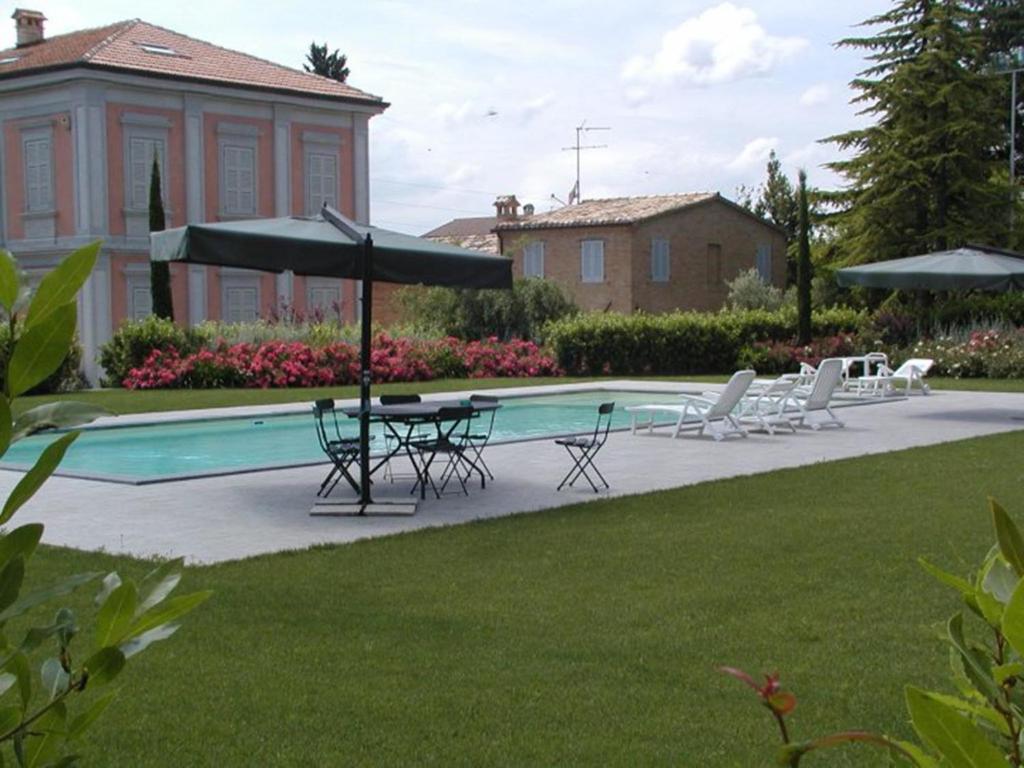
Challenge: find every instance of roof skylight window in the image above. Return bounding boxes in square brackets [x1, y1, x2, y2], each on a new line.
[0, 56, 19, 65]
[139, 43, 177, 56]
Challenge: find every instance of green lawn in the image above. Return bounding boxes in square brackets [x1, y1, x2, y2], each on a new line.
[16, 374, 1023, 416]
[18, 429, 1024, 766]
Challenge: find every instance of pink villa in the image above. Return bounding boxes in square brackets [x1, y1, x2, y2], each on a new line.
[0, 9, 387, 382]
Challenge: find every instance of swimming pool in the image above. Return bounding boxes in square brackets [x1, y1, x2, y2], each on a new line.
[1, 389, 686, 484]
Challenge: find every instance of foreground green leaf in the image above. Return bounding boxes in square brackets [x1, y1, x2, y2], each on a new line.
[40, 658, 69, 701]
[947, 614, 1001, 703]
[0, 572, 100, 624]
[6, 301, 76, 398]
[22, 702, 66, 768]
[0, 557, 26, 615]
[67, 692, 114, 741]
[95, 583, 137, 648]
[1002, 576, 1024, 657]
[0, 432, 79, 526]
[136, 558, 184, 616]
[25, 241, 99, 328]
[11, 402, 111, 444]
[906, 686, 1009, 767]
[0, 250, 19, 312]
[120, 623, 180, 659]
[992, 499, 1024, 578]
[0, 397, 11, 459]
[123, 590, 212, 643]
[82, 647, 124, 687]
[0, 525, 43, 572]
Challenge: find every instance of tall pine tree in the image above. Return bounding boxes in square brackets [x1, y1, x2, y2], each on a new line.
[149, 157, 174, 320]
[824, 0, 1008, 262]
[304, 43, 349, 82]
[752, 151, 799, 284]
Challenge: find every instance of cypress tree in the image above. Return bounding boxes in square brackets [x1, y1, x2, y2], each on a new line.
[824, 0, 1008, 262]
[149, 157, 174, 320]
[752, 151, 799, 284]
[796, 170, 813, 345]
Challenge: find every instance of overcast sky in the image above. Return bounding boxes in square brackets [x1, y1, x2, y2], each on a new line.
[4, 0, 892, 234]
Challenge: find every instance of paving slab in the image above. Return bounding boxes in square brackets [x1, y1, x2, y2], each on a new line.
[1, 384, 1021, 564]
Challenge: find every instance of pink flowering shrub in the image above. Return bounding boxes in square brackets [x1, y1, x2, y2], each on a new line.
[122, 334, 561, 389]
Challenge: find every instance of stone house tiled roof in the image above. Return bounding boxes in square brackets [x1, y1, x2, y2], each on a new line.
[424, 232, 500, 255]
[422, 216, 498, 239]
[0, 18, 385, 105]
[494, 193, 721, 231]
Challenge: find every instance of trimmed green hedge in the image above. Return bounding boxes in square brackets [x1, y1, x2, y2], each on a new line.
[542, 307, 866, 375]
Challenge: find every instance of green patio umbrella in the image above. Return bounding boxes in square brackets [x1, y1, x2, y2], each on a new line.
[836, 245, 1024, 292]
[151, 206, 513, 513]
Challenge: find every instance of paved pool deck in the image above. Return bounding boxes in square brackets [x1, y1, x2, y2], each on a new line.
[2, 381, 1022, 564]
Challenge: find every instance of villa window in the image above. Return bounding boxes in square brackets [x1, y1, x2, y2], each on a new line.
[222, 145, 256, 216]
[126, 272, 153, 320]
[23, 131, 53, 213]
[756, 243, 772, 281]
[523, 241, 545, 278]
[120, 112, 173, 237]
[127, 136, 166, 210]
[217, 122, 261, 218]
[651, 238, 670, 282]
[581, 239, 604, 283]
[221, 272, 260, 323]
[306, 277, 341, 316]
[305, 152, 338, 215]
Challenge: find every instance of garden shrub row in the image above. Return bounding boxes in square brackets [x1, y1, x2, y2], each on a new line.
[121, 334, 561, 390]
[542, 307, 865, 375]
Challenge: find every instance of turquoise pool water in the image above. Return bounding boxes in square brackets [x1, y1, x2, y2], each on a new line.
[1, 390, 684, 483]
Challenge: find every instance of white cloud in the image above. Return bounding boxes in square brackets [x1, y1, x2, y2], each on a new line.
[437, 25, 582, 62]
[727, 136, 778, 170]
[799, 83, 830, 107]
[445, 163, 482, 186]
[622, 2, 808, 91]
[434, 101, 477, 126]
[520, 93, 555, 122]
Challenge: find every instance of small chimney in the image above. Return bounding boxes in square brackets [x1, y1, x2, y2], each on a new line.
[494, 194, 520, 222]
[522, 203, 534, 217]
[12, 9, 46, 47]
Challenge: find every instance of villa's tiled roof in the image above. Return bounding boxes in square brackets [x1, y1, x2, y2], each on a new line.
[425, 232, 500, 255]
[0, 19, 385, 106]
[494, 193, 719, 230]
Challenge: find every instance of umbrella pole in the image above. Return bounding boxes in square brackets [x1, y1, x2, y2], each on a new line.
[359, 234, 374, 509]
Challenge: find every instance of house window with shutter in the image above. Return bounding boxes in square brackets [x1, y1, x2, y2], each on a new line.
[127, 137, 166, 210]
[306, 277, 341, 316]
[221, 145, 257, 216]
[581, 239, 604, 283]
[221, 272, 261, 323]
[756, 243, 772, 281]
[651, 238, 670, 282]
[706, 243, 722, 289]
[523, 241, 545, 278]
[23, 133, 54, 213]
[126, 272, 153, 320]
[305, 152, 338, 215]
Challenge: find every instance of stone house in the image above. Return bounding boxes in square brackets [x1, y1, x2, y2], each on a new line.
[494, 193, 787, 313]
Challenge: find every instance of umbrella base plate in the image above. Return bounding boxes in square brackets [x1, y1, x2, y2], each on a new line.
[310, 501, 418, 517]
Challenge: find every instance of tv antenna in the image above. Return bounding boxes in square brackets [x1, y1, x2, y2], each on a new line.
[562, 120, 610, 204]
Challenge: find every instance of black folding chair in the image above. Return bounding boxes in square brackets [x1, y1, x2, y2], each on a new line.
[411, 406, 477, 498]
[312, 398, 362, 497]
[459, 394, 498, 481]
[555, 402, 614, 492]
[380, 394, 421, 483]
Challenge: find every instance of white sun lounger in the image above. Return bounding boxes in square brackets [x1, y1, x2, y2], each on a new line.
[855, 358, 934, 397]
[781, 357, 846, 429]
[625, 370, 756, 441]
[737, 376, 799, 435]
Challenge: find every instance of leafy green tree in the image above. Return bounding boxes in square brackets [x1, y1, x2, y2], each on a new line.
[304, 42, 349, 82]
[740, 151, 799, 284]
[824, 0, 1009, 262]
[796, 170, 813, 344]
[149, 158, 173, 321]
[0, 243, 209, 765]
